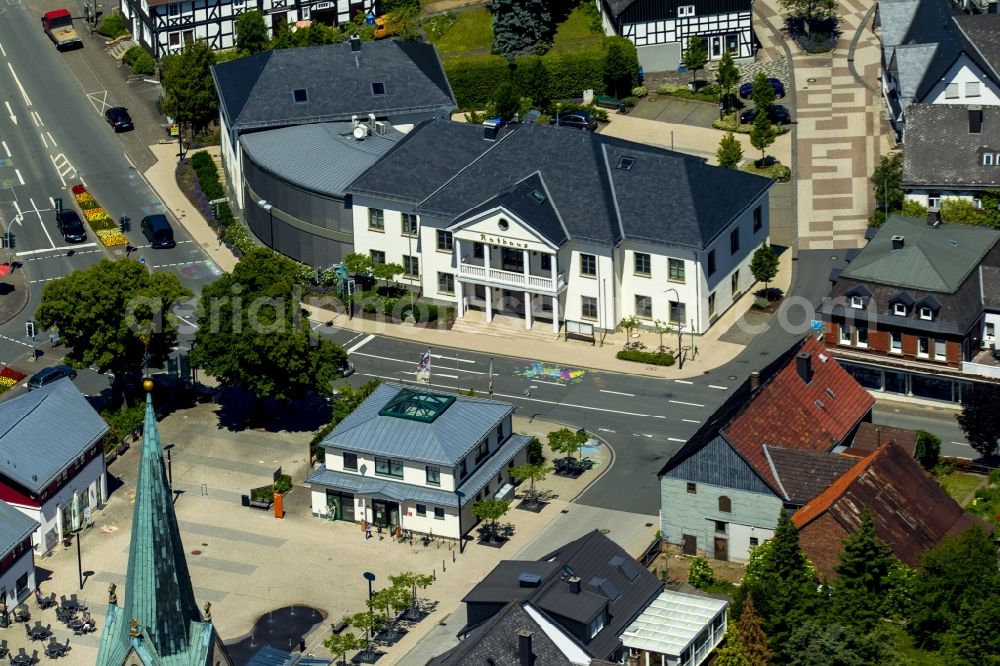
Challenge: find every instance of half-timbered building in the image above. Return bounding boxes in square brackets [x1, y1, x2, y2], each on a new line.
[118, 0, 375, 58]
[597, 0, 754, 71]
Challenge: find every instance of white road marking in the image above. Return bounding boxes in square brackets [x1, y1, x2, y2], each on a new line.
[0, 41, 6, 57]
[531, 379, 566, 387]
[674, 379, 693, 385]
[1, 141, 9, 157]
[401, 370, 459, 379]
[669, 399, 704, 408]
[0, 333, 32, 348]
[151, 261, 206, 269]
[351, 350, 486, 374]
[31, 111, 42, 127]
[46, 132, 57, 147]
[18, 243, 98, 256]
[681, 418, 701, 424]
[949, 441, 970, 447]
[652, 415, 667, 419]
[29, 277, 63, 284]
[346, 334, 375, 354]
[40, 132, 48, 148]
[29, 198, 55, 247]
[432, 353, 475, 364]
[709, 385, 729, 390]
[7, 63, 32, 106]
[597, 428, 616, 433]
[600, 389, 635, 397]
[633, 433, 654, 438]
[14, 169, 23, 185]
[4, 101, 15, 125]
[668, 437, 686, 443]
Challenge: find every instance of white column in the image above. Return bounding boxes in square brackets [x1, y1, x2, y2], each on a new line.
[525, 292, 532, 329]
[550, 253, 557, 287]
[454, 238, 464, 317]
[486, 287, 493, 322]
[456, 281, 465, 318]
[552, 295, 560, 334]
[484, 243, 491, 270]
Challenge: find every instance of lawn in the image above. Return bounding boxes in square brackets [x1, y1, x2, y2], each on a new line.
[549, 7, 605, 54]
[428, 8, 492, 57]
[937, 471, 985, 505]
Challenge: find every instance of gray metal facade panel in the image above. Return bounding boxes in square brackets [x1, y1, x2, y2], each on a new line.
[0, 379, 108, 493]
[0, 499, 38, 556]
[661, 434, 773, 495]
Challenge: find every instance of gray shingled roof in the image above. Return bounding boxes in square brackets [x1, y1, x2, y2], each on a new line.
[212, 41, 456, 131]
[454, 172, 570, 247]
[879, 0, 964, 104]
[902, 104, 1000, 189]
[0, 499, 38, 557]
[240, 122, 404, 198]
[840, 215, 1000, 292]
[892, 44, 940, 101]
[322, 383, 514, 466]
[0, 378, 108, 494]
[878, 0, 922, 58]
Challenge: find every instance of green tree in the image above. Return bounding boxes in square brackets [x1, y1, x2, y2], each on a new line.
[941, 197, 996, 227]
[510, 462, 554, 506]
[381, 0, 420, 11]
[831, 509, 897, 632]
[547, 427, 589, 460]
[161, 40, 218, 134]
[785, 623, 898, 666]
[914, 430, 941, 470]
[716, 51, 740, 109]
[190, 247, 348, 402]
[36, 259, 192, 402]
[778, 0, 838, 31]
[387, 571, 434, 619]
[616, 314, 641, 337]
[472, 498, 512, 541]
[515, 57, 551, 109]
[749, 113, 778, 162]
[956, 383, 1000, 458]
[372, 262, 405, 292]
[491, 0, 552, 57]
[750, 72, 777, 111]
[235, 10, 269, 55]
[715, 623, 752, 666]
[322, 631, 363, 666]
[750, 243, 779, 299]
[371, 585, 410, 629]
[940, 591, 1000, 666]
[343, 252, 373, 276]
[682, 36, 709, 83]
[345, 610, 386, 659]
[737, 594, 773, 666]
[493, 81, 521, 121]
[270, 18, 295, 49]
[603, 36, 638, 98]
[870, 152, 903, 215]
[687, 557, 715, 589]
[717, 131, 744, 168]
[293, 21, 344, 46]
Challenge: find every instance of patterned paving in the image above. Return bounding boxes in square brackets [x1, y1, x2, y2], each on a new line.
[755, 0, 888, 249]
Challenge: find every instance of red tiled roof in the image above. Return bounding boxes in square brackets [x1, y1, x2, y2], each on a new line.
[793, 442, 993, 569]
[724, 337, 875, 493]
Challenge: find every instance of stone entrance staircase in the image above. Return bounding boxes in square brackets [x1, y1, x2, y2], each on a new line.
[451, 310, 561, 341]
[107, 38, 137, 61]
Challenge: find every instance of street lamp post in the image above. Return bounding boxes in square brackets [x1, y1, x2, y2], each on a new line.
[664, 287, 684, 369]
[455, 490, 465, 554]
[362, 571, 376, 659]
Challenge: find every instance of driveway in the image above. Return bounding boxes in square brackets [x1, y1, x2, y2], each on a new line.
[628, 95, 722, 129]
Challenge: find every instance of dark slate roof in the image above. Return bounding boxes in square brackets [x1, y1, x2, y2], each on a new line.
[364, 121, 770, 249]
[902, 104, 1000, 189]
[603, 0, 637, 17]
[954, 13, 1000, 83]
[321, 383, 515, 466]
[981, 265, 1000, 309]
[212, 41, 455, 131]
[793, 443, 993, 576]
[463, 531, 663, 660]
[766, 447, 859, 504]
[852, 422, 918, 458]
[0, 378, 108, 494]
[454, 172, 570, 247]
[880, 0, 963, 103]
[429, 601, 575, 666]
[0, 499, 38, 557]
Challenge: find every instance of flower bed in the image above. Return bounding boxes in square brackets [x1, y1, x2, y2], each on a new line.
[0, 366, 26, 392]
[73, 186, 123, 245]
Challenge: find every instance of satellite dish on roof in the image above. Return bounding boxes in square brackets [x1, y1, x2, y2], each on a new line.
[353, 125, 369, 141]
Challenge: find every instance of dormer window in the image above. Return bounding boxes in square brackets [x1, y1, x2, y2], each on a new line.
[919, 307, 933, 320]
[986, 154, 995, 167]
[894, 303, 907, 316]
[850, 296, 863, 309]
[292, 88, 308, 103]
[372, 82, 386, 96]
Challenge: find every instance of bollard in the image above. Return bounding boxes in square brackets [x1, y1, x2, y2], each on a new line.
[442, 559, 446, 573]
[452, 550, 456, 563]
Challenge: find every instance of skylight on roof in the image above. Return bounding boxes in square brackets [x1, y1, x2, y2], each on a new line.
[529, 188, 546, 204]
[378, 388, 455, 423]
[372, 82, 386, 96]
[292, 88, 308, 104]
[617, 156, 635, 171]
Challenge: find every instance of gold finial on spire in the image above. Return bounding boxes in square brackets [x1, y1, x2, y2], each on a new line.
[143, 377, 154, 392]
[129, 618, 140, 637]
[108, 583, 117, 605]
[203, 601, 211, 621]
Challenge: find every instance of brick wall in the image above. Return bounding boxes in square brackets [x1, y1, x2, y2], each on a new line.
[798, 511, 851, 580]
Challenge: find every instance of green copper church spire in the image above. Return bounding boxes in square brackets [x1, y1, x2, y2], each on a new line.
[96, 379, 230, 666]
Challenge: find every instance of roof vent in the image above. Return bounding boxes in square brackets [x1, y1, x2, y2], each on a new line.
[353, 125, 370, 141]
[292, 88, 308, 104]
[518, 630, 533, 666]
[529, 188, 546, 204]
[568, 576, 581, 594]
[372, 82, 386, 96]
[969, 107, 983, 134]
[617, 156, 635, 171]
[518, 572, 542, 588]
[891, 235, 905, 250]
[825, 387, 836, 399]
[796, 352, 813, 384]
[350, 34, 361, 52]
[814, 399, 826, 410]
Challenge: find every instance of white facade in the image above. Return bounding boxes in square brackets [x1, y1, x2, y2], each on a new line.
[0, 549, 35, 613]
[923, 56, 1000, 107]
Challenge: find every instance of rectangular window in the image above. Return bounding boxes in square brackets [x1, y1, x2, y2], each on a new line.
[541, 254, 552, 271]
[169, 32, 181, 46]
[749, 537, 759, 547]
[856, 327, 868, 348]
[917, 337, 930, 358]
[753, 206, 763, 232]
[434, 507, 445, 520]
[416, 504, 427, 517]
[669, 300, 686, 325]
[475, 440, 489, 463]
[708, 292, 716, 318]
[687, 482, 697, 494]
[850, 296, 864, 309]
[928, 194, 941, 209]
[403, 255, 419, 277]
[707, 250, 716, 276]
[668, 258, 685, 282]
[985, 154, 995, 167]
[635, 295, 653, 318]
[374, 456, 403, 478]
[580, 253, 597, 277]
[840, 323, 852, 345]
[715, 521, 727, 533]
[678, 4, 695, 16]
[368, 208, 384, 231]
[634, 252, 651, 275]
[987, 323, 995, 338]
[436, 230, 453, 252]
[919, 307, 933, 320]
[893, 303, 907, 316]
[935, 338, 947, 360]
[945, 82, 959, 99]
[401, 213, 418, 237]
[473, 242, 484, 259]
[437, 272, 455, 295]
[891, 330, 902, 353]
[425, 466, 440, 486]
[370, 250, 385, 265]
[731, 270, 740, 297]
[581, 296, 598, 319]
[342, 452, 358, 471]
[459, 458, 468, 478]
[966, 81, 981, 98]
[730, 228, 740, 254]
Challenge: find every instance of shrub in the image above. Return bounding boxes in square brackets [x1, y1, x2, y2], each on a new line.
[97, 12, 128, 38]
[631, 86, 648, 97]
[100, 404, 145, 454]
[123, 45, 145, 66]
[915, 430, 941, 470]
[740, 160, 792, 181]
[713, 113, 789, 136]
[527, 437, 544, 464]
[616, 349, 675, 366]
[131, 51, 156, 76]
[274, 474, 292, 495]
[688, 557, 714, 588]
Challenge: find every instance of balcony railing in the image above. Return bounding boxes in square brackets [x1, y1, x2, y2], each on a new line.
[961, 361, 1000, 379]
[458, 262, 564, 292]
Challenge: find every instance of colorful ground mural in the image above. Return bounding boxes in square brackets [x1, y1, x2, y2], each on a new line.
[513, 362, 586, 385]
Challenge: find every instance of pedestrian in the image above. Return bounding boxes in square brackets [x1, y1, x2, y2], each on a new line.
[365, 523, 373, 540]
[376, 523, 383, 541]
[49, 331, 59, 347]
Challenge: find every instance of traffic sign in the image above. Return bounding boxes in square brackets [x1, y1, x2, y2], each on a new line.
[139, 257, 146, 264]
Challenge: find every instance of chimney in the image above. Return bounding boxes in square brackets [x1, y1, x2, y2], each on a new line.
[891, 235, 905, 250]
[927, 210, 940, 226]
[483, 118, 501, 141]
[350, 34, 361, 52]
[518, 630, 533, 666]
[969, 107, 983, 134]
[750, 371, 760, 391]
[795, 352, 813, 385]
[568, 576, 581, 594]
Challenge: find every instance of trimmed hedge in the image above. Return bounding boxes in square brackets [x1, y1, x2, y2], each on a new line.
[616, 349, 675, 366]
[123, 46, 145, 66]
[97, 12, 128, 38]
[131, 51, 155, 76]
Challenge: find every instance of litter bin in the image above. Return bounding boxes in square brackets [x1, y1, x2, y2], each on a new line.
[618, 101, 626, 112]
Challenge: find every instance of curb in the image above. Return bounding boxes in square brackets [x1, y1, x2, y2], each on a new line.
[0, 268, 32, 333]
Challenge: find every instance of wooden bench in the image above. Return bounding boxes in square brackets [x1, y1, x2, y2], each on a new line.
[330, 619, 349, 634]
[248, 499, 272, 510]
[595, 96, 620, 109]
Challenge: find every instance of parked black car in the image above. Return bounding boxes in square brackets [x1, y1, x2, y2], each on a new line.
[104, 107, 134, 132]
[550, 110, 598, 131]
[738, 78, 786, 99]
[140, 214, 176, 248]
[27, 365, 77, 390]
[740, 105, 792, 125]
[56, 209, 87, 243]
